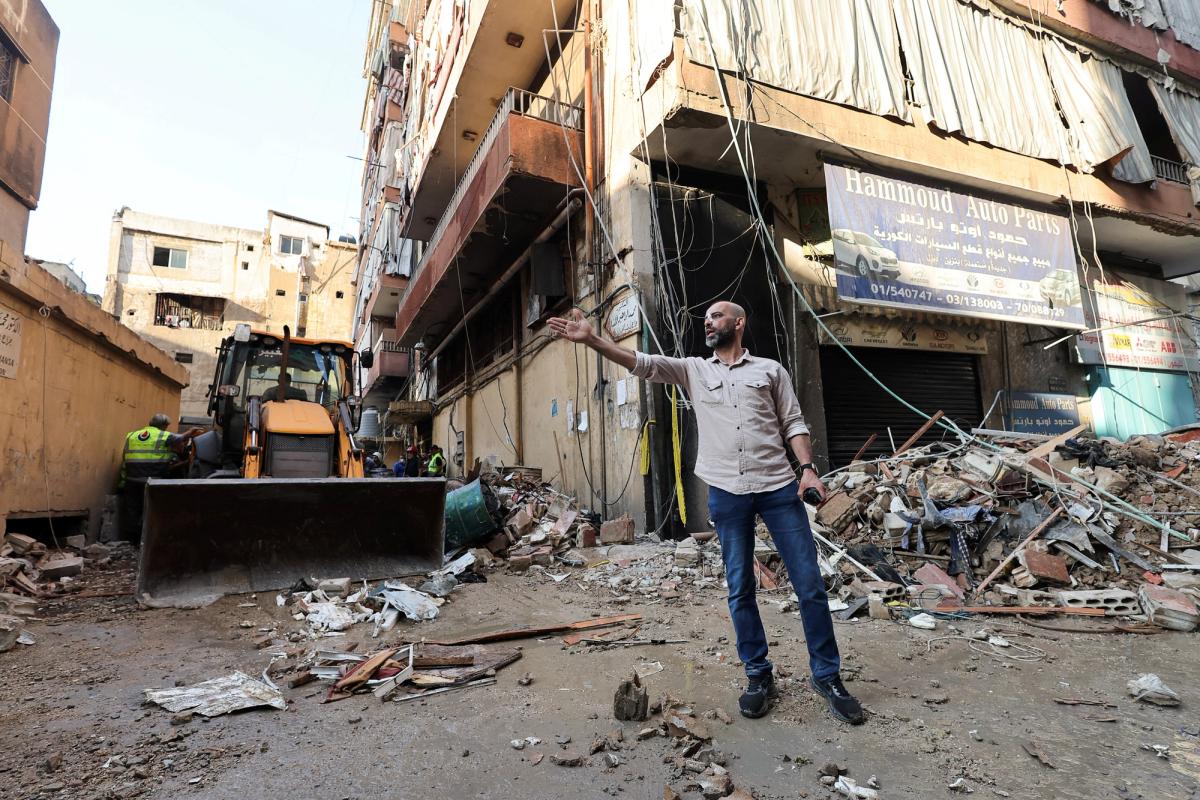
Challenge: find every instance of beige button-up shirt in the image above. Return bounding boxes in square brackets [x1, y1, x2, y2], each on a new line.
[631, 349, 809, 495]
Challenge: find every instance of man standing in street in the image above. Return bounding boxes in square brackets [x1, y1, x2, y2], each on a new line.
[547, 302, 865, 724]
[117, 414, 205, 542]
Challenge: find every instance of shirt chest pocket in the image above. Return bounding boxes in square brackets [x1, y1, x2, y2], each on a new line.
[699, 378, 725, 405]
[740, 378, 774, 412]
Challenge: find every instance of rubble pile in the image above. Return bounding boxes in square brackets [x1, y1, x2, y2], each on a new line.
[1, 531, 130, 652]
[811, 430, 1200, 630]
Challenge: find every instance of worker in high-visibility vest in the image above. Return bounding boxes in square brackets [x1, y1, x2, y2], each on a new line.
[118, 414, 205, 542]
[425, 444, 446, 477]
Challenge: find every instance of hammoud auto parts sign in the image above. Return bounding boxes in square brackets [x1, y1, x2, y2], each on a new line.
[824, 163, 1085, 329]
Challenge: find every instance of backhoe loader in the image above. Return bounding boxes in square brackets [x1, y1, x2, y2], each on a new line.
[136, 324, 444, 607]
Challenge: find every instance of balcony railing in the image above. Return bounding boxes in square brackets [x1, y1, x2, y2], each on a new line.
[412, 88, 582, 281]
[1152, 155, 1190, 185]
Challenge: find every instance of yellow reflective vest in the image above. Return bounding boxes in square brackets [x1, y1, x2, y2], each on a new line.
[119, 426, 175, 487]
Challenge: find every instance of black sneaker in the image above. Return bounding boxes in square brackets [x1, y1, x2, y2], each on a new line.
[810, 676, 865, 725]
[739, 675, 776, 719]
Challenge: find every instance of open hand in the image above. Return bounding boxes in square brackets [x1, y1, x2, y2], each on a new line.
[546, 308, 593, 343]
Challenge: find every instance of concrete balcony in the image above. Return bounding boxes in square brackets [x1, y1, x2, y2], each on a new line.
[362, 331, 412, 403]
[363, 272, 408, 324]
[400, 0, 579, 243]
[393, 88, 582, 348]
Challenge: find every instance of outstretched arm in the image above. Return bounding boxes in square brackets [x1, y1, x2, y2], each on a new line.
[547, 308, 637, 370]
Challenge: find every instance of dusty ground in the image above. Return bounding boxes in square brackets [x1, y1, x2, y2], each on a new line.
[2, 549, 1198, 800]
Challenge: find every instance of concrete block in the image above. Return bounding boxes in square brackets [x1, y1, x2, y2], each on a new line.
[64, 535, 87, 551]
[816, 492, 857, 530]
[317, 577, 351, 597]
[1056, 589, 1140, 616]
[1139, 584, 1200, 631]
[1016, 549, 1070, 586]
[506, 508, 535, 537]
[39, 556, 83, 579]
[0, 614, 22, 653]
[579, 524, 598, 548]
[5, 533, 39, 555]
[600, 515, 635, 545]
[507, 553, 532, 572]
[674, 539, 701, 566]
[867, 594, 892, 620]
[83, 543, 110, 560]
[1010, 566, 1038, 588]
[913, 563, 965, 599]
[860, 581, 905, 601]
[530, 546, 553, 567]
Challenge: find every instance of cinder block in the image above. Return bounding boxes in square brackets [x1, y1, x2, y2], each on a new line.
[1056, 589, 1139, 616]
[1139, 584, 1200, 631]
[860, 581, 905, 601]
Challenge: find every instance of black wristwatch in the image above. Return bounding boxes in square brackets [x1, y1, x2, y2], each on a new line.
[797, 462, 818, 478]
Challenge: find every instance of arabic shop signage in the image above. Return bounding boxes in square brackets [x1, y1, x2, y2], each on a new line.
[824, 164, 1086, 329]
[1007, 390, 1081, 435]
[0, 303, 22, 379]
[1075, 271, 1198, 372]
[818, 316, 988, 355]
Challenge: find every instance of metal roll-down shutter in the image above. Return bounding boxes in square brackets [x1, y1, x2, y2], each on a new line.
[819, 346, 982, 468]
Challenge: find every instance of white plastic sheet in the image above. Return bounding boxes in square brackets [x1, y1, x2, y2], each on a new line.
[895, 0, 1070, 164]
[1149, 80, 1200, 203]
[1044, 39, 1155, 182]
[682, 0, 911, 121]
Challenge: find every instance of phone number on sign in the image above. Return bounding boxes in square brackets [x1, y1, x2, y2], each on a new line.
[942, 294, 1006, 312]
[870, 284, 934, 302]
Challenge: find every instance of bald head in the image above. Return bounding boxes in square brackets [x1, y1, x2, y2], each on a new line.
[703, 301, 746, 350]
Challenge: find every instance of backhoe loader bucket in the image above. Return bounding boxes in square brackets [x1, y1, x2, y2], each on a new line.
[136, 478, 446, 608]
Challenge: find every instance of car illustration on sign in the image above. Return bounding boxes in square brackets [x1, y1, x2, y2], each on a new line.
[1038, 269, 1082, 307]
[832, 229, 901, 280]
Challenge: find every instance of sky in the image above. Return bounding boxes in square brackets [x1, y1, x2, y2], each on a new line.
[26, 0, 375, 295]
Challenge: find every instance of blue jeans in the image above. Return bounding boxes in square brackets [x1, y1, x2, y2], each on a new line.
[707, 480, 841, 682]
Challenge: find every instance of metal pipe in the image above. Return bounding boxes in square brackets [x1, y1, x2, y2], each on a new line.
[425, 195, 584, 363]
[583, 0, 608, 516]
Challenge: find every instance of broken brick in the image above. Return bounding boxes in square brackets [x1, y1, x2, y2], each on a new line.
[600, 515, 635, 545]
[913, 563, 965, 599]
[1016, 549, 1070, 587]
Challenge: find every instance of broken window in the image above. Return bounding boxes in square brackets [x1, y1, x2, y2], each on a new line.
[335, 290, 345, 299]
[526, 240, 570, 325]
[0, 30, 16, 103]
[279, 235, 304, 255]
[241, 261, 250, 270]
[154, 294, 225, 330]
[275, 289, 287, 297]
[152, 246, 188, 269]
[174, 352, 193, 363]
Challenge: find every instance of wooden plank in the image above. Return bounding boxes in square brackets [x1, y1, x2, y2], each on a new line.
[429, 613, 642, 646]
[973, 507, 1065, 595]
[936, 604, 1107, 616]
[412, 655, 475, 668]
[1024, 424, 1087, 462]
[894, 411, 944, 456]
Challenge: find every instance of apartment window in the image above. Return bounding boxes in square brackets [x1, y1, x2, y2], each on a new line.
[279, 235, 304, 255]
[154, 294, 225, 330]
[174, 352, 193, 364]
[297, 326, 307, 337]
[241, 261, 249, 270]
[298, 293, 308, 302]
[275, 289, 287, 297]
[335, 291, 345, 299]
[152, 246, 188, 269]
[246, 244, 255, 252]
[0, 31, 16, 104]
[436, 286, 517, 392]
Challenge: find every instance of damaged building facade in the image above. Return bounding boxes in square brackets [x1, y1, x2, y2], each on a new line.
[357, 0, 1200, 535]
[104, 208, 357, 422]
